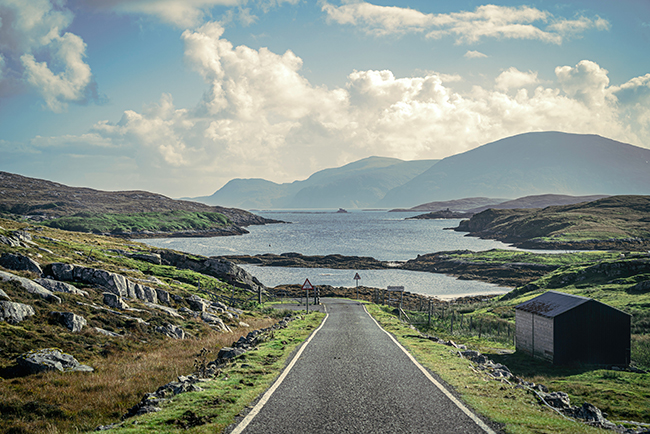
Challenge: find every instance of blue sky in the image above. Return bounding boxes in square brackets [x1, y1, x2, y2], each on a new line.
[1, 0, 649, 198]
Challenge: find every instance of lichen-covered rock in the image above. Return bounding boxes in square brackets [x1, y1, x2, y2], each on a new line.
[34, 278, 89, 296]
[0, 234, 21, 247]
[187, 294, 209, 312]
[0, 270, 61, 303]
[50, 311, 87, 332]
[17, 348, 93, 374]
[201, 312, 232, 332]
[0, 253, 43, 276]
[0, 288, 10, 300]
[0, 301, 35, 324]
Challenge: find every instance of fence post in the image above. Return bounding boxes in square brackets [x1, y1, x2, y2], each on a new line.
[450, 312, 454, 334]
[428, 300, 431, 327]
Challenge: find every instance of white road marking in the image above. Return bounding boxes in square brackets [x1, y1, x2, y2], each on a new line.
[231, 307, 329, 434]
[363, 305, 497, 434]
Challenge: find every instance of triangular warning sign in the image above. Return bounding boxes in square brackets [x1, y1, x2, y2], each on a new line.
[354, 273, 361, 280]
[302, 279, 313, 290]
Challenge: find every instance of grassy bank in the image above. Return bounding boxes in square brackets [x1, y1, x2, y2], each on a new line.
[42, 211, 232, 235]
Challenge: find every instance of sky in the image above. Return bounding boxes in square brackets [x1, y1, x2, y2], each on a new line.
[0, 0, 649, 198]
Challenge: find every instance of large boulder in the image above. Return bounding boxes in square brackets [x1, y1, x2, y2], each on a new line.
[0, 270, 61, 303]
[186, 294, 209, 312]
[50, 311, 87, 332]
[201, 312, 232, 333]
[0, 253, 43, 276]
[0, 301, 35, 324]
[17, 348, 93, 374]
[0, 234, 21, 247]
[34, 278, 89, 297]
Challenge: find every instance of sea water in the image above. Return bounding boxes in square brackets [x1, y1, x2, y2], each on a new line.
[141, 210, 518, 298]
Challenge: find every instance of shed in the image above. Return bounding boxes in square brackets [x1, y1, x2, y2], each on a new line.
[515, 291, 631, 366]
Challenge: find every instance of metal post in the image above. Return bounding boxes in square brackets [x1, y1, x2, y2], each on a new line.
[428, 300, 431, 327]
[258, 285, 262, 305]
[306, 289, 309, 313]
[451, 312, 454, 334]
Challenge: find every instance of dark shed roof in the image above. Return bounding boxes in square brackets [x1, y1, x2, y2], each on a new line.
[515, 291, 591, 318]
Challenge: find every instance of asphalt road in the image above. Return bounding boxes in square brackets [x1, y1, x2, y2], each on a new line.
[232, 298, 499, 434]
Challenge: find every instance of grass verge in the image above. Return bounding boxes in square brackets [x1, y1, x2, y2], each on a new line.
[94, 311, 326, 433]
[367, 304, 616, 434]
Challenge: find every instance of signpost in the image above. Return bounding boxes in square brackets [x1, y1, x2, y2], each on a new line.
[302, 279, 313, 313]
[387, 285, 405, 319]
[353, 273, 361, 299]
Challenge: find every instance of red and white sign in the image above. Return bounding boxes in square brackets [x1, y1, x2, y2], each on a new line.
[353, 273, 361, 280]
[302, 278, 313, 290]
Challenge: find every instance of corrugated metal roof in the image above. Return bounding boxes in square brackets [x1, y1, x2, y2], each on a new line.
[515, 291, 590, 318]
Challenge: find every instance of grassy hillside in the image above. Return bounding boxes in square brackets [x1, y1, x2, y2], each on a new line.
[455, 195, 650, 249]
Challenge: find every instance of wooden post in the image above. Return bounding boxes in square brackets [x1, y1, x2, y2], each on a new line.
[451, 312, 454, 334]
[258, 285, 262, 305]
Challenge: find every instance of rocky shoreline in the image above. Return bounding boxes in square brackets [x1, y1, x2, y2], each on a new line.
[219, 252, 389, 270]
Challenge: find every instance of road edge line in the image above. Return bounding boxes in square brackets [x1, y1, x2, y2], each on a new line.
[231, 309, 330, 434]
[363, 305, 497, 434]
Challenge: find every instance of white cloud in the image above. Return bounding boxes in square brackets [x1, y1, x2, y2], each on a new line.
[20, 26, 649, 197]
[495, 67, 539, 91]
[0, 0, 99, 111]
[322, 2, 609, 44]
[464, 50, 487, 59]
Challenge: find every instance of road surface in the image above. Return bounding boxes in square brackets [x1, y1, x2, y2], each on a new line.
[231, 298, 499, 433]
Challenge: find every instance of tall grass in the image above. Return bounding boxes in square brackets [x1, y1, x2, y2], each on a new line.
[0, 318, 275, 434]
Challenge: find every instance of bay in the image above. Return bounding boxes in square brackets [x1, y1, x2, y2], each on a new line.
[141, 210, 517, 298]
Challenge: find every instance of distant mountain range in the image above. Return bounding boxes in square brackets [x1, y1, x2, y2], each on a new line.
[191, 132, 650, 209]
[192, 157, 438, 209]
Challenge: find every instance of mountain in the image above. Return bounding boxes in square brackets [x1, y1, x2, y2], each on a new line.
[466, 194, 611, 213]
[0, 171, 274, 235]
[390, 197, 506, 212]
[194, 156, 439, 209]
[378, 132, 650, 208]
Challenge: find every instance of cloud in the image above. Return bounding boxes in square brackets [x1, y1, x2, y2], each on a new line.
[495, 67, 539, 91]
[0, 0, 101, 111]
[464, 50, 487, 59]
[75, 0, 299, 28]
[321, 2, 609, 44]
[17, 26, 649, 197]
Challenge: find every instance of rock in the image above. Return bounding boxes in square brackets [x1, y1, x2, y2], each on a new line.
[0, 234, 21, 247]
[128, 252, 162, 265]
[17, 348, 93, 374]
[178, 307, 198, 317]
[94, 327, 122, 337]
[239, 321, 250, 328]
[572, 402, 608, 424]
[103, 292, 130, 310]
[201, 312, 232, 332]
[0, 301, 35, 324]
[632, 280, 650, 292]
[34, 278, 89, 296]
[0, 253, 43, 276]
[50, 311, 87, 332]
[543, 391, 571, 409]
[187, 294, 209, 312]
[0, 288, 10, 300]
[142, 302, 182, 318]
[0, 270, 61, 303]
[155, 288, 170, 304]
[155, 323, 186, 339]
[216, 347, 246, 361]
[11, 230, 32, 242]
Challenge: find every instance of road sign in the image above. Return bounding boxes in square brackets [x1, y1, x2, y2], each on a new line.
[302, 279, 313, 291]
[354, 273, 361, 280]
[387, 285, 404, 292]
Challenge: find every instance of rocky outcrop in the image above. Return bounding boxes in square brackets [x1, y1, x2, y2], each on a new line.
[156, 251, 265, 293]
[50, 311, 87, 332]
[0, 270, 61, 303]
[155, 323, 186, 339]
[17, 348, 93, 374]
[44, 263, 166, 304]
[0, 253, 43, 275]
[0, 300, 35, 323]
[34, 278, 89, 296]
[0, 288, 10, 300]
[201, 312, 231, 333]
[186, 294, 208, 312]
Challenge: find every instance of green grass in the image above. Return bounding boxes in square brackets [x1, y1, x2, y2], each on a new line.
[95, 311, 326, 433]
[449, 249, 622, 266]
[367, 304, 611, 434]
[42, 210, 231, 235]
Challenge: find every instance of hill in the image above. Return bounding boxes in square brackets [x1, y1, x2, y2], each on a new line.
[193, 156, 438, 209]
[454, 195, 650, 250]
[0, 171, 275, 237]
[378, 132, 650, 208]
